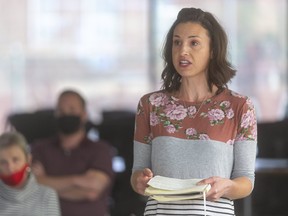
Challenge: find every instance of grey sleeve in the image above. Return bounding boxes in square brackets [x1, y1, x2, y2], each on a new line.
[132, 141, 152, 172]
[231, 140, 257, 187]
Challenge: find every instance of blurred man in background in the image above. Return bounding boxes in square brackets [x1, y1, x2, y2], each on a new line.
[32, 89, 114, 216]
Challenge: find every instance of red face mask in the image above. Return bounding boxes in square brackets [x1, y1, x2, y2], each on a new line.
[0, 163, 29, 187]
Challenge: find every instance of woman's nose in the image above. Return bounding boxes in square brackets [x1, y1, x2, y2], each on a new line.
[180, 45, 189, 55]
[6, 162, 16, 174]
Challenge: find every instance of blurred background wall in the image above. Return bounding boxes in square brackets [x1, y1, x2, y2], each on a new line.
[0, 0, 287, 130]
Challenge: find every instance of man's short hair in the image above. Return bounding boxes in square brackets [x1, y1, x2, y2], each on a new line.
[58, 89, 86, 108]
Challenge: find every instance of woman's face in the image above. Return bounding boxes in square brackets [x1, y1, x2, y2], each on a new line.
[0, 145, 27, 176]
[172, 22, 211, 80]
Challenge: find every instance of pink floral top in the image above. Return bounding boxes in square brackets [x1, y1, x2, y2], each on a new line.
[135, 88, 257, 145]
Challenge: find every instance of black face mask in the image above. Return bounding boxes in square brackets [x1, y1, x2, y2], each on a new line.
[56, 115, 81, 135]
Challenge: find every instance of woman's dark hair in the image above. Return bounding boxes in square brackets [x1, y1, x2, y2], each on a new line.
[161, 7, 236, 93]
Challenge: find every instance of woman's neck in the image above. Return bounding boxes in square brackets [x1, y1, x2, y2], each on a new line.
[176, 82, 217, 102]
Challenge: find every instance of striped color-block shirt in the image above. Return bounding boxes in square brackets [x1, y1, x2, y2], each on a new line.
[133, 89, 257, 215]
[0, 173, 60, 216]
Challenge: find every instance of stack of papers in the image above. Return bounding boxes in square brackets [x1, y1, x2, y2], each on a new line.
[145, 175, 211, 201]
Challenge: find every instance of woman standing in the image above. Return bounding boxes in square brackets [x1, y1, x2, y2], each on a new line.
[131, 7, 257, 215]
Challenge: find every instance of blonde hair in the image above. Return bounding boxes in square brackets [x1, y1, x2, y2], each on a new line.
[0, 132, 30, 158]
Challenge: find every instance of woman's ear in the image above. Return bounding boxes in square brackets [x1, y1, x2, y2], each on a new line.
[27, 154, 32, 165]
[210, 50, 213, 59]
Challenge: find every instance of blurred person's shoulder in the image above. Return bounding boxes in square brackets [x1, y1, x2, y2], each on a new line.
[31, 136, 58, 151]
[85, 137, 114, 152]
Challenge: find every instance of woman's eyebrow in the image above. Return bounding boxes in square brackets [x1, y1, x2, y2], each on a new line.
[173, 34, 200, 38]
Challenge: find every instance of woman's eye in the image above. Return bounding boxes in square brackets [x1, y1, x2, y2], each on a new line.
[13, 158, 20, 163]
[173, 40, 181, 46]
[191, 41, 199, 46]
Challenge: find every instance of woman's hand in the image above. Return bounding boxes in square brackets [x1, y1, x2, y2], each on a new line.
[197, 176, 233, 201]
[131, 168, 154, 195]
[198, 176, 253, 201]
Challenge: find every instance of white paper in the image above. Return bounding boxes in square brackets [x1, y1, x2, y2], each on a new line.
[147, 175, 203, 191]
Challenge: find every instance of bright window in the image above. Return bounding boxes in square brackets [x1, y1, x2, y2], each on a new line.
[0, 0, 287, 131]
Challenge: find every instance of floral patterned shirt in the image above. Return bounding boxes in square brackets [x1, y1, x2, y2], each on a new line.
[135, 88, 257, 146]
[132, 88, 257, 216]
